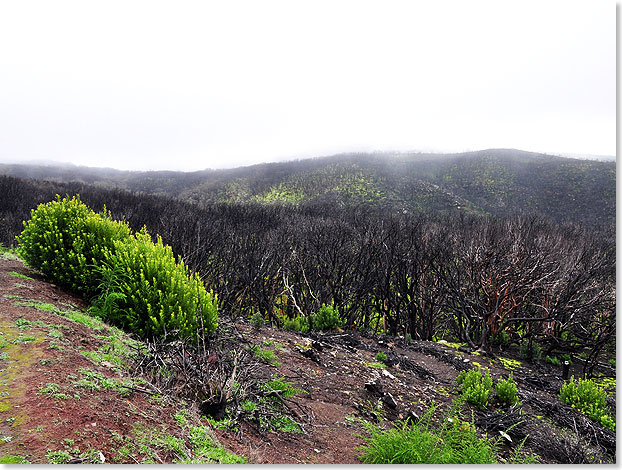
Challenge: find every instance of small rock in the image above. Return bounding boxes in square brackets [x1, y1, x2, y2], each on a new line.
[404, 410, 420, 424]
[382, 369, 397, 380]
[382, 392, 398, 410]
[499, 430, 512, 443]
[365, 380, 383, 396]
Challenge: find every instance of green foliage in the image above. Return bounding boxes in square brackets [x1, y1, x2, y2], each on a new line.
[375, 351, 387, 363]
[182, 425, 247, 464]
[251, 345, 280, 366]
[8, 271, 34, 281]
[250, 312, 265, 328]
[88, 261, 128, 321]
[16, 195, 131, 297]
[493, 330, 510, 346]
[16, 196, 218, 339]
[0, 455, 31, 464]
[282, 315, 309, 332]
[456, 368, 493, 409]
[263, 375, 307, 399]
[38, 383, 68, 400]
[495, 373, 519, 406]
[358, 405, 498, 464]
[105, 230, 218, 339]
[545, 355, 561, 366]
[559, 376, 615, 431]
[608, 358, 615, 368]
[519, 341, 542, 362]
[46, 450, 72, 464]
[312, 303, 343, 331]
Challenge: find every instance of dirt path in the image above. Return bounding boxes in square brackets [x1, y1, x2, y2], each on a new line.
[0, 254, 615, 464]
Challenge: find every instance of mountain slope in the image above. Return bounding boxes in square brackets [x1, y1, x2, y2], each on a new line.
[0, 149, 615, 225]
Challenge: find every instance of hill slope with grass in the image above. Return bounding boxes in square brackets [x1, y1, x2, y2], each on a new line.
[0, 149, 615, 225]
[0, 250, 615, 464]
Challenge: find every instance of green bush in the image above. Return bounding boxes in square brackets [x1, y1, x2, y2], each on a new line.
[560, 376, 615, 431]
[105, 230, 218, 338]
[312, 303, 343, 331]
[16, 195, 131, 297]
[495, 373, 519, 406]
[456, 368, 493, 409]
[17, 196, 218, 339]
[375, 352, 387, 363]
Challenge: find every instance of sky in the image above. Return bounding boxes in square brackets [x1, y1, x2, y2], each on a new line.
[0, 1, 616, 171]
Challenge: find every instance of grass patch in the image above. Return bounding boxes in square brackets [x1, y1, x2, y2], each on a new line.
[251, 345, 280, 366]
[8, 271, 35, 281]
[72, 367, 144, 397]
[12, 335, 37, 344]
[358, 404, 537, 464]
[436, 340, 467, 350]
[498, 357, 522, 370]
[0, 455, 31, 464]
[365, 361, 387, 369]
[38, 383, 69, 400]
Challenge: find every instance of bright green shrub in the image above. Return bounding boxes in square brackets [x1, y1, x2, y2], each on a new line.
[17, 196, 218, 339]
[16, 196, 131, 298]
[495, 373, 519, 406]
[456, 368, 493, 409]
[376, 352, 387, 363]
[560, 376, 615, 431]
[105, 230, 218, 338]
[312, 303, 343, 331]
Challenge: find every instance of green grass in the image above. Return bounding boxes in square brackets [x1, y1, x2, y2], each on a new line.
[365, 361, 387, 369]
[8, 271, 35, 281]
[498, 357, 522, 370]
[48, 329, 64, 340]
[38, 383, 69, 400]
[358, 404, 538, 464]
[118, 417, 246, 464]
[12, 335, 37, 344]
[251, 345, 280, 366]
[0, 455, 31, 464]
[359, 407, 497, 464]
[72, 367, 144, 397]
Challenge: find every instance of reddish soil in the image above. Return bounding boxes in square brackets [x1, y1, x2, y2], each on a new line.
[0, 256, 615, 464]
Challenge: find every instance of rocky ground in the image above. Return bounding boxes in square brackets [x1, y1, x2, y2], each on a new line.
[0, 255, 615, 464]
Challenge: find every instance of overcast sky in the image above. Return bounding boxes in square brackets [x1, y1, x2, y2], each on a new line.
[0, 1, 616, 171]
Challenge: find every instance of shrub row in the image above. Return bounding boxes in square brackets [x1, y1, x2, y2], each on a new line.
[16, 195, 217, 339]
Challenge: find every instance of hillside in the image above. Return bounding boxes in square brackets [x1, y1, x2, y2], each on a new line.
[0, 251, 616, 464]
[0, 149, 615, 225]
